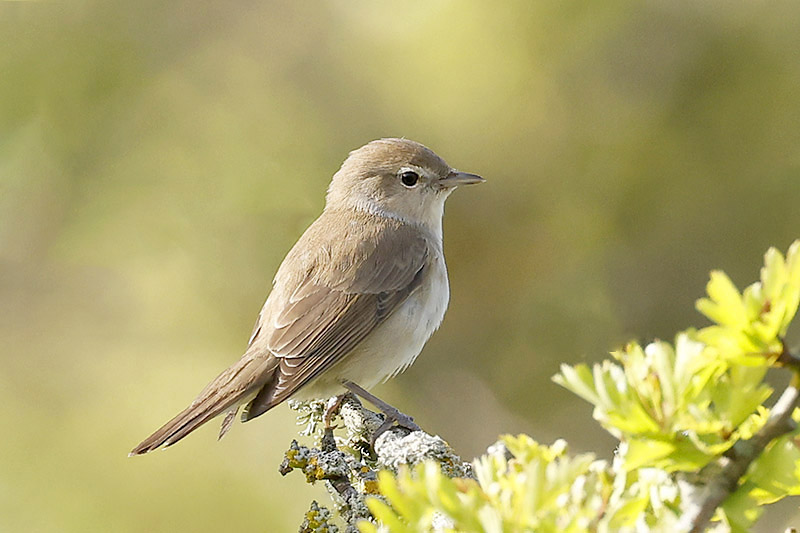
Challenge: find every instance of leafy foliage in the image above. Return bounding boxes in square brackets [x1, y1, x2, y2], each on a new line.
[359, 437, 684, 533]
[358, 241, 800, 532]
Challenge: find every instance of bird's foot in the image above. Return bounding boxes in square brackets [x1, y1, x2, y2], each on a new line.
[323, 393, 354, 430]
[341, 380, 420, 445]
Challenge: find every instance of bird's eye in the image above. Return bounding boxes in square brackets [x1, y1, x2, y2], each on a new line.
[400, 170, 419, 187]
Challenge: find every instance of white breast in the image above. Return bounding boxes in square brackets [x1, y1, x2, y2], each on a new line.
[301, 250, 450, 397]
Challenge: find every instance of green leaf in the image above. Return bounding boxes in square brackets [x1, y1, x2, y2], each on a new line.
[377, 469, 416, 525]
[364, 496, 409, 533]
[607, 494, 649, 528]
[719, 488, 763, 533]
[746, 434, 800, 504]
[778, 240, 800, 335]
[697, 271, 748, 329]
[552, 363, 600, 406]
[623, 439, 675, 470]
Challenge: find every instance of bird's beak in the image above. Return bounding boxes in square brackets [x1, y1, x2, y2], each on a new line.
[438, 170, 485, 189]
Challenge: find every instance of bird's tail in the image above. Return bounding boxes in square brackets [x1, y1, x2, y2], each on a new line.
[129, 355, 272, 456]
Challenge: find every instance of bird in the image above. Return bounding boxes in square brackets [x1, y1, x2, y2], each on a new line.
[130, 138, 484, 455]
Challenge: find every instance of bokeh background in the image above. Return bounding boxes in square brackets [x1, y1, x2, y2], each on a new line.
[2, 1, 800, 531]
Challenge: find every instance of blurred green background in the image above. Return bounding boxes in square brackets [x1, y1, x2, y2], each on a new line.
[2, 1, 800, 531]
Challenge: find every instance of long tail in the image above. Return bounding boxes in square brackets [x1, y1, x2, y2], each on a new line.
[129, 355, 274, 456]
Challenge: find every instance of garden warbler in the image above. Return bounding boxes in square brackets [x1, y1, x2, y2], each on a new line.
[130, 138, 483, 455]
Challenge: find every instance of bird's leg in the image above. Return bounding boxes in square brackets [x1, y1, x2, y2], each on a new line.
[341, 380, 421, 441]
[323, 392, 358, 429]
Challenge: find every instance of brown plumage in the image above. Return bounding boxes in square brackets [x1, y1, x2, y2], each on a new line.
[130, 138, 483, 455]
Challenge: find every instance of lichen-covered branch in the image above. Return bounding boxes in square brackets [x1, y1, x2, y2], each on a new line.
[280, 394, 472, 532]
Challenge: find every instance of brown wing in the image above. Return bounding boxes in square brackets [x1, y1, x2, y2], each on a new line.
[241, 214, 430, 420]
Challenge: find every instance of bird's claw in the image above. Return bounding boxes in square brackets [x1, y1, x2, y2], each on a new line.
[370, 408, 421, 447]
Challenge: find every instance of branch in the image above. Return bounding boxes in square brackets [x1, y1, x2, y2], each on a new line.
[280, 394, 472, 531]
[679, 373, 800, 533]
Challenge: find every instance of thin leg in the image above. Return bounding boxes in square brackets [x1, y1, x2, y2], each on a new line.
[341, 381, 421, 434]
[324, 392, 356, 429]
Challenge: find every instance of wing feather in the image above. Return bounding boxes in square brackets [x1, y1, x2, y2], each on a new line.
[241, 214, 431, 420]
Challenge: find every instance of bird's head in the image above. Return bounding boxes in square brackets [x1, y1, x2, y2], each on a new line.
[326, 138, 484, 230]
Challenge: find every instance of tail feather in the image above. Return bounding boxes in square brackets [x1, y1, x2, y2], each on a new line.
[129, 398, 237, 456]
[129, 355, 276, 456]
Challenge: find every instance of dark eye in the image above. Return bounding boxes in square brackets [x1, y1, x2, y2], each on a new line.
[400, 170, 419, 187]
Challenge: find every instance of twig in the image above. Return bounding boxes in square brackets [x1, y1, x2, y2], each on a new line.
[679, 374, 800, 532]
[776, 339, 800, 370]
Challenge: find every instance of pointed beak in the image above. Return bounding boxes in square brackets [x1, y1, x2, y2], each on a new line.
[438, 170, 485, 189]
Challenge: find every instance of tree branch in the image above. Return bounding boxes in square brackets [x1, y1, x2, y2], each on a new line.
[679, 373, 800, 533]
[281, 394, 472, 531]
